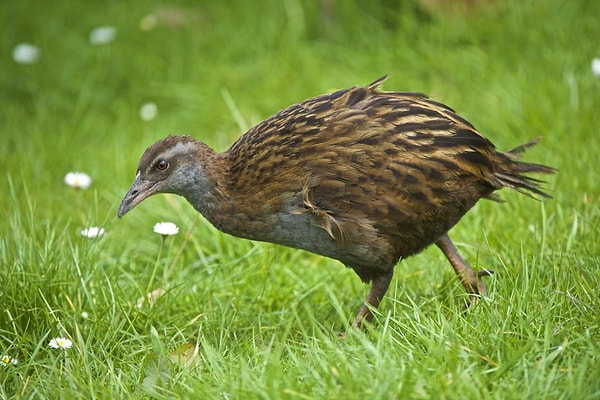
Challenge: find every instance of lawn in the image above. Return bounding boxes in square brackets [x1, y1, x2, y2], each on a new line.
[1, 0, 599, 398]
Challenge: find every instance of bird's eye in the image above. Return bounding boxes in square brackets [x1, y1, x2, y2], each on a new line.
[156, 160, 169, 171]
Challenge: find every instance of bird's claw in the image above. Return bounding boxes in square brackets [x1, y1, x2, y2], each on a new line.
[477, 269, 494, 278]
[464, 268, 494, 308]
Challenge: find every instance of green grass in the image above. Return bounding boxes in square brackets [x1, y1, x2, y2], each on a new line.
[1, 0, 599, 398]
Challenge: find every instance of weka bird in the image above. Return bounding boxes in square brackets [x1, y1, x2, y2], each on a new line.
[118, 76, 555, 327]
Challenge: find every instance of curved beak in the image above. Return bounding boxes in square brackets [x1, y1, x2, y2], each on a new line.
[118, 174, 158, 218]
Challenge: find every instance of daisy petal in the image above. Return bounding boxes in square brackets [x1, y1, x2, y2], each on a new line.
[89, 26, 117, 45]
[153, 222, 179, 236]
[592, 57, 600, 77]
[1, 355, 18, 366]
[49, 337, 73, 350]
[81, 227, 105, 238]
[64, 171, 92, 189]
[13, 43, 40, 64]
[139, 102, 158, 121]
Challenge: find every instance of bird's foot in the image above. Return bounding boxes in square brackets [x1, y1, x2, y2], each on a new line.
[435, 234, 495, 308]
[464, 268, 494, 308]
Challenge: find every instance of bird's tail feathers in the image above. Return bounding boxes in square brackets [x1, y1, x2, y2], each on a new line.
[493, 138, 556, 200]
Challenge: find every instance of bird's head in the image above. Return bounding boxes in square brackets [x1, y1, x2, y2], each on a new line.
[118, 135, 214, 218]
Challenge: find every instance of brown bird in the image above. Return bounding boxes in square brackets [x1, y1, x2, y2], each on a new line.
[118, 76, 555, 328]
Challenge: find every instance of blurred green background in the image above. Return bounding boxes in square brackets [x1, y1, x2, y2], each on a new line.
[1, 0, 599, 398]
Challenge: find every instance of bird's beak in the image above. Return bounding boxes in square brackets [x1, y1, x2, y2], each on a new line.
[117, 174, 158, 218]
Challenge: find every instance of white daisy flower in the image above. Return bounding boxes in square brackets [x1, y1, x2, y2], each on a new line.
[89, 26, 117, 45]
[81, 227, 105, 238]
[139, 14, 159, 31]
[1, 355, 18, 366]
[136, 288, 166, 308]
[153, 222, 179, 236]
[13, 43, 40, 64]
[139, 102, 158, 121]
[48, 337, 73, 350]
[592, 58, 600, 77]
[64, 172, 92, 189]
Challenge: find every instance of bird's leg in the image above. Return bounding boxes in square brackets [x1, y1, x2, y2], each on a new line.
[435, 233, 493, 306]
[353, 270, 394, 328]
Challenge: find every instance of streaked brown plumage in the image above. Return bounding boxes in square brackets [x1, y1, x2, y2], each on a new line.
[118, 76, 555, 327]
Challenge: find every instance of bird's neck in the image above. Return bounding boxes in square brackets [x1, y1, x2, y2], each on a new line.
[179, 141, 282, 241]
[173, 143, 235, 231]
